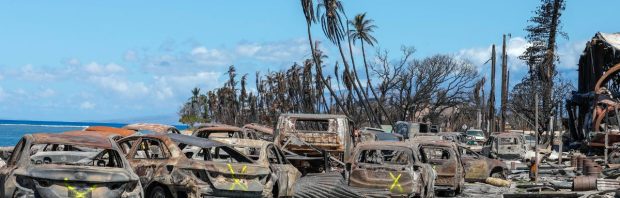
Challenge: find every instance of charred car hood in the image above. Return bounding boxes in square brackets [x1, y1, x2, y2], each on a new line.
[15, 165, 136, 183]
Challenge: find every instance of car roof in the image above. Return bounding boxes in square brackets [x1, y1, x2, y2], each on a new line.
[356, 141, 418, 150]
[193, 123, 243, 133]
[123, 123, 177, 133]
[154, 133, 227, 148]
[83, 126, 136, 137]
[212, 138, 270, 148]
[243, 123, 273, 135]
[279, 113, 348, 119]
[32, 132, 113, 148]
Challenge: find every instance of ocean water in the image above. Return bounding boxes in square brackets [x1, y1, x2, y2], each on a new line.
[0, 120, 187, 147]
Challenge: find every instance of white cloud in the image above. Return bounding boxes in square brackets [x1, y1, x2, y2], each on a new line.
[80, 101, 96, 110]
[124, 50, 137, 61]
[88, 75, 149, 97]
[19, 64, 56, 81]
[235, 39, 310, 62]
[456, 36, 583, 72]
[83, 62, 125, 74]
[558, 40, 587, 70]
[67, 58, 80, 66]
[38, 88, 55, 98]
[153, 71, 221, 100]
[190, 46, 231, 66]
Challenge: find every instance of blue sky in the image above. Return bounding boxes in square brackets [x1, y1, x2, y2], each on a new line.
[0, 1, 617, 123]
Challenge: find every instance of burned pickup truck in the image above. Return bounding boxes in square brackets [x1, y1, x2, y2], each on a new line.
[274, 114, 355, 174]
[0, 132, 143, 198]
[346, 141, 436, 198]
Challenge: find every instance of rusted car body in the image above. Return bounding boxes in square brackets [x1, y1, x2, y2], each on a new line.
[84, 126, 137, 137]
[116, 133, 272, 197]
[274, 114, 354, 173]
[212, 138, 301, 197]
[481, 132, 527, 160]
[358, 127, 403, 142]
[459, 146, 508, 181]
[415, 140, 464, 196]
[123, 123, 181, 134]
[193, 123, 258, 140]
[346, 141, 435, 198]
[0, 133, 143, 198]
[243, 123, 274, 142]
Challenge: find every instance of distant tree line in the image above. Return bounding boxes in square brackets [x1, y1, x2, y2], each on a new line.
[178, 0, 483, 129]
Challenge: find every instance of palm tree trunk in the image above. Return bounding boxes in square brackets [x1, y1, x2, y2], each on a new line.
[361, 41, 392, 125]
[346, 32, 379, 127]
[306, 23, 348, 116]
[336, 38, 375, 126]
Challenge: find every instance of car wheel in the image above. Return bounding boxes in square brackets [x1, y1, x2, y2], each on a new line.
[149, 185, 169, 198]
[491, 171, 505, 179]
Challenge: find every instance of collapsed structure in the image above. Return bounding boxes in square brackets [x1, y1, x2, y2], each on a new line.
[567, 32, 620, 151]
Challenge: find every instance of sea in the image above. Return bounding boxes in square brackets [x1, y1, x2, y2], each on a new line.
[0, 120, 187, 147]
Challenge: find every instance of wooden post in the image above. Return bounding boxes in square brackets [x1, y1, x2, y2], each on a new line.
[500, 34, 508, 132]
[534, 93, 539, 182]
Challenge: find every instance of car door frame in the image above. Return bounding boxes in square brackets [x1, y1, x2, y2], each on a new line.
[119, 136, 173, 188]
[0, 136, 29, 197]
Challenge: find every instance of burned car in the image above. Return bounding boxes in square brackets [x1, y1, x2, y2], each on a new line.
[123, 123, 181, 134]
[481, 132, 527, 160]
[193, 123, 259, 140]
[243, 123, 275, 142]
[0, 133, 143, 198]
[459, 146, 508, 181]
[437, 132, 465, 144]
[212, 138, 301, 197]
[274, 114, 355, 173]
[346, 141, 435, 198]
[116, 133, 272, 197]
[84, 126, 137, 137]
[358, 127, 403, 142]
[416, 140, 464, 196]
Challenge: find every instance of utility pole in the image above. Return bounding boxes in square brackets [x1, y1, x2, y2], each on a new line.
[500, 35, 509, 132]
[489, 45, 496, 134]
[534, 93, 539, 182]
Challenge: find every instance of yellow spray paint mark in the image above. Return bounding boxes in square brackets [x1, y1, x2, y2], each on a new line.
[389, 172, 403, 193]
[227, 163, 248, 191]
[64, 178, 96, 198]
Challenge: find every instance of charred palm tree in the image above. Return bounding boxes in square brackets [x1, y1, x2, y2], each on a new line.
[300, 0, 347, 116]
[317, 0, 373, 124]
[349, 13, 390, 124]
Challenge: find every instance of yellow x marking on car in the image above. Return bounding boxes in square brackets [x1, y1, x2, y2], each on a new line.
[227, 163, 248, 191]
[389, 172, 403, 193]
[64, 178, 96, 198]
